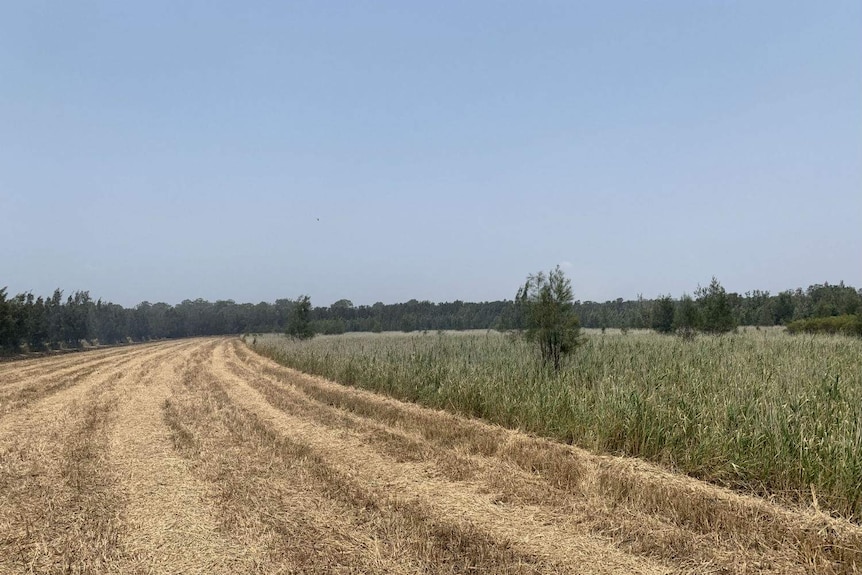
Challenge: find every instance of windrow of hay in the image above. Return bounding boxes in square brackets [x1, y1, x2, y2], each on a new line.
[0, 344, 147, 385]
[169, 362, 552, 574]
[164, 373, 419, 574]
[0, 340, 185, 440]
[0, 343, 163, 417]
[105, 338, 254, 575]
[0, 340, 189, 575]
[212, 342, 677, 574]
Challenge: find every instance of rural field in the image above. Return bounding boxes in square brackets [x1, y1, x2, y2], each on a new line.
[251, 329, 862, 518]
[2, 337, 862, 574]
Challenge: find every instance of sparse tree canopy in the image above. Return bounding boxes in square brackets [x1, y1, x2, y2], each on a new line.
[515, 266, 583, 371]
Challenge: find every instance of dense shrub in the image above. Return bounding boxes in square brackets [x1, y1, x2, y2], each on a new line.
[785, 314, 862, 336]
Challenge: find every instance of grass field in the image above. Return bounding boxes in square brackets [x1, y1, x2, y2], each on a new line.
[249, 328, 862, 519]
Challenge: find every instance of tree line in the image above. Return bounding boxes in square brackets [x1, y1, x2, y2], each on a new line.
[573, 281, 861, 331]
[1, 280, 859, 353]
[507, 271, 862, 372]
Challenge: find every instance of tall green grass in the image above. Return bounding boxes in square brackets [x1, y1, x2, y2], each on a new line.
[249, 329, 862, 518]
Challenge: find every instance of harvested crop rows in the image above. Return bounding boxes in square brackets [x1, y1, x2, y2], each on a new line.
[1, 338, 860, 574]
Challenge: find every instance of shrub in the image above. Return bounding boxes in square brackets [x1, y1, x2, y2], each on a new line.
[785, 314, 862, 337]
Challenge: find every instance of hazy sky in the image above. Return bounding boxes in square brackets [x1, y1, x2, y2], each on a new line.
[2, 2, 860, 307]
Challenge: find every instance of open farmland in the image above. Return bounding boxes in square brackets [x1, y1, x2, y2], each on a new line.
[2, 337, 862, 573]
[250, 329, 862, 519]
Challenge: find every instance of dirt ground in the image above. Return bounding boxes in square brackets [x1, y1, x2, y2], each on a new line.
[1, 337, 860, 574]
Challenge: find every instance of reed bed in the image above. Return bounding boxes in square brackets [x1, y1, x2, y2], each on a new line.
[249, 329, 862, 519]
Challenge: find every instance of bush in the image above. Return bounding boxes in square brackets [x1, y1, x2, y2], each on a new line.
[785, 314, 862, 337]
[651, 295, 675, 334]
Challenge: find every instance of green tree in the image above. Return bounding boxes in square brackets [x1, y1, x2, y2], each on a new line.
[651, 295, 676, 334]
[635, 293, 651, 329]
[287, 295, 315, 340]
[25, 294, 48, 350]
[46, 289, 64, 347]
[773, 291, 795, 325]
[0, 287, 16, 351]
[515, 266, 583, 371]
[696, 277, 736, 334]
[674, 293, 699, 339]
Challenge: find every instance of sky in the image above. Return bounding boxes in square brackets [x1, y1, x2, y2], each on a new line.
[1, 2, 860, 307]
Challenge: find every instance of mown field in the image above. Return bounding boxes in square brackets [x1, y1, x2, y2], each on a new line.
[249, 328, 862, 519]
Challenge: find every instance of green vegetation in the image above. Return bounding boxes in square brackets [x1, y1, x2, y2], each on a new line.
[695, 277, 737, 334]
[1, 280, 859, 353]
[514, 266, 582, 370]
[786, 314, 862, 337]
[286, 295, 315, 340]
[674, 293, 699, 339]
[650, 295, 675, 334]
[250, 329, 862, 519]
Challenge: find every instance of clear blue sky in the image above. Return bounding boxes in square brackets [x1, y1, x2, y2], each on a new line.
[2, 2, 860, 307]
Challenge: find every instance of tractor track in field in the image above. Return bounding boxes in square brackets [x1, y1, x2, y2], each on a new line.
[0, 337, 860, 574]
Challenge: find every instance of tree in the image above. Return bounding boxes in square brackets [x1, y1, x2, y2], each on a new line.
[46, 289, 64, 347]
[773, 291, 794, 325]
[674, 293, 699, 339]
[287, 295, 315, 340]
[0, 287, 15, 351]
[25, 294, 48, 350]
[696, 277, 736, 334]
[635, 293, 651, 329]
[63, 290, 92, 346]
[330, 299, 354, 312]
[651, 295, 676, 334]
[515, 266, 583, 371]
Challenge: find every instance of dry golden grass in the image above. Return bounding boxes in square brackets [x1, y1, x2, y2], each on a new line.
[0, 344, 161, 417]
[0, 340, 191, 574]
[1, 337, 860, 574]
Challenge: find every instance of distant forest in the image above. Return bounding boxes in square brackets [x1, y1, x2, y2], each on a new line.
[1, 282, 860, 353]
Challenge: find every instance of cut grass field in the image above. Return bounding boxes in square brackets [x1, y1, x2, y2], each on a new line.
[249, 328, 862, 520]
[2, 336, 861, 573]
